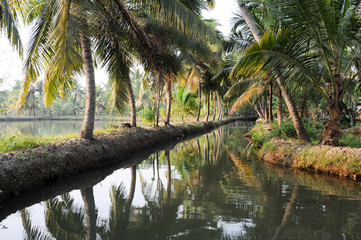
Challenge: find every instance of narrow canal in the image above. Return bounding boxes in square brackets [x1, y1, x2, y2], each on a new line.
[1, 121, 361, 239]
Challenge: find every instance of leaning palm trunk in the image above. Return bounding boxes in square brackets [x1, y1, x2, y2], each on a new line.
[126, 77, 137, 127]
[239, 4, 310, 143]
[80, 36, 96, 140]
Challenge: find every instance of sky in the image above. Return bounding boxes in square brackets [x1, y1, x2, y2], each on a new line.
[0, 0, 239, 90]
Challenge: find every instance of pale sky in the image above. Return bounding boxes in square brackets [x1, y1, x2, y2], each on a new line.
[0, 0, 239, 90]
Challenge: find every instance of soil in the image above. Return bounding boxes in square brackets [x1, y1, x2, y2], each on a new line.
[0, 119, 240, 205]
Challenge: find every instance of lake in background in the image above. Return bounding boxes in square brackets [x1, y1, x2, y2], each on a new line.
[0, 120, 117, 138]
[0, 121, 361, 239]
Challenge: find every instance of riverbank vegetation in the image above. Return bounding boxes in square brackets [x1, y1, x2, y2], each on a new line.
[0, 0, 361, 153]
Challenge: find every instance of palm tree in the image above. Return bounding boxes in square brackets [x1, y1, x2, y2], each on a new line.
[233, 1, 311, 142]
[0, 0, 22, 54]
[234, 0, 361, 145]
[18, 0, 221, 138]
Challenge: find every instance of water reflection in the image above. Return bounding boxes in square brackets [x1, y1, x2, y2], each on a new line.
[0, 120, 114, 138]
[1, 121, 361, 239]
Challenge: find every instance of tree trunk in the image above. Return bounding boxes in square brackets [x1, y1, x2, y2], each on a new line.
[80, 36, 96, 140]
[165, 74, 172, 125]
[49, 109, 53, 120]
[276, 76, 311, 143]
[263, 95, 268, 122]
[239, 4, 310, 143]
[213, 94, 217, 121]
[300, 89, 307, 118]
[320, 64, 342, 146]
[205, 93, 210, 122]
[268, 80, 273, 122]
[80, 187, 97, 240]
[197, 83, 202, 122]
[126, 76, 137, 127]
[217, 92, 224, 120]
[155, 90, 160, 127]
[277, 86, 283, 126]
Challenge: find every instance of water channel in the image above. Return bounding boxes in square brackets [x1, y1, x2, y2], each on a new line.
[0, 121, 361, 239]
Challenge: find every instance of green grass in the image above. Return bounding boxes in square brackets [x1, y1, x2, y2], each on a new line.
[341, 134, 361, 148]
[0, 133, 79, 154]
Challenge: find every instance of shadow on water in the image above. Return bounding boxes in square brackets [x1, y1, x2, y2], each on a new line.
[1, 121, 361, 240]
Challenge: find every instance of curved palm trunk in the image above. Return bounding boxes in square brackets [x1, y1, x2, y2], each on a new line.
[239, 4, 310, 143]
[165, 75, 172, 125]
[81, 187, 97, 240]
[126, 77, 137, 127]
[196, 83, 202, 122]
[80, 36, 96, 140]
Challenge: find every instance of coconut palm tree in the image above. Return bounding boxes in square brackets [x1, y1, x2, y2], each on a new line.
[18, 0, 221, 138]
[234, 0, 361, 145]
[233, 1, 311, 142]
[0, 0, 22, 54]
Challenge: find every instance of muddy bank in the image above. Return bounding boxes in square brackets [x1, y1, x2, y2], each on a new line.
[257, 138, 361, 180]
[0, 119, 240, 204]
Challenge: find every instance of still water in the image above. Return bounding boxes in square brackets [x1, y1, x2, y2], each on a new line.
[0, 120, 115, 138]
[0, 122, 361, 239]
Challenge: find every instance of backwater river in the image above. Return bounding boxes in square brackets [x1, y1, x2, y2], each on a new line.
[0, 121, 361, 239]
[0, 120, 115, 138]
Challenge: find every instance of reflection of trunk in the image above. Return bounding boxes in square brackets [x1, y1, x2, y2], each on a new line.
[165, 75, 172, 125]
[197, 83, 202, 122]
[271, 184, 300, 240]
[80, 36, 96, 140]
[277, 87, 282, 125]
[215, 129, 222, 162]
[205, 94, 210, 122]
[80, 187, 97, 240]
[213, 95, 217, 121]
[268, 80, 273, 122]
[127, 166, 137, 205]
[126, 76, 137, 127]
[205, 134, 210, 164]
[239, 4, 310, 143]
[165, 150, 171, 201]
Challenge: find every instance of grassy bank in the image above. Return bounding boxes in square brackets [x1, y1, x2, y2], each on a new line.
[247, 120, 361, 180]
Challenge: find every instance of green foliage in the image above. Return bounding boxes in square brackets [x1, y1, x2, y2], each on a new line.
[350, 158, 361, 172]
[139, 108, 155, 124]
[341, 135, 361, 148]
[249, 120, 324, 147]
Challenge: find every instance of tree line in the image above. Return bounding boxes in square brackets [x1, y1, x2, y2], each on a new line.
[1, 0, 361, 146]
